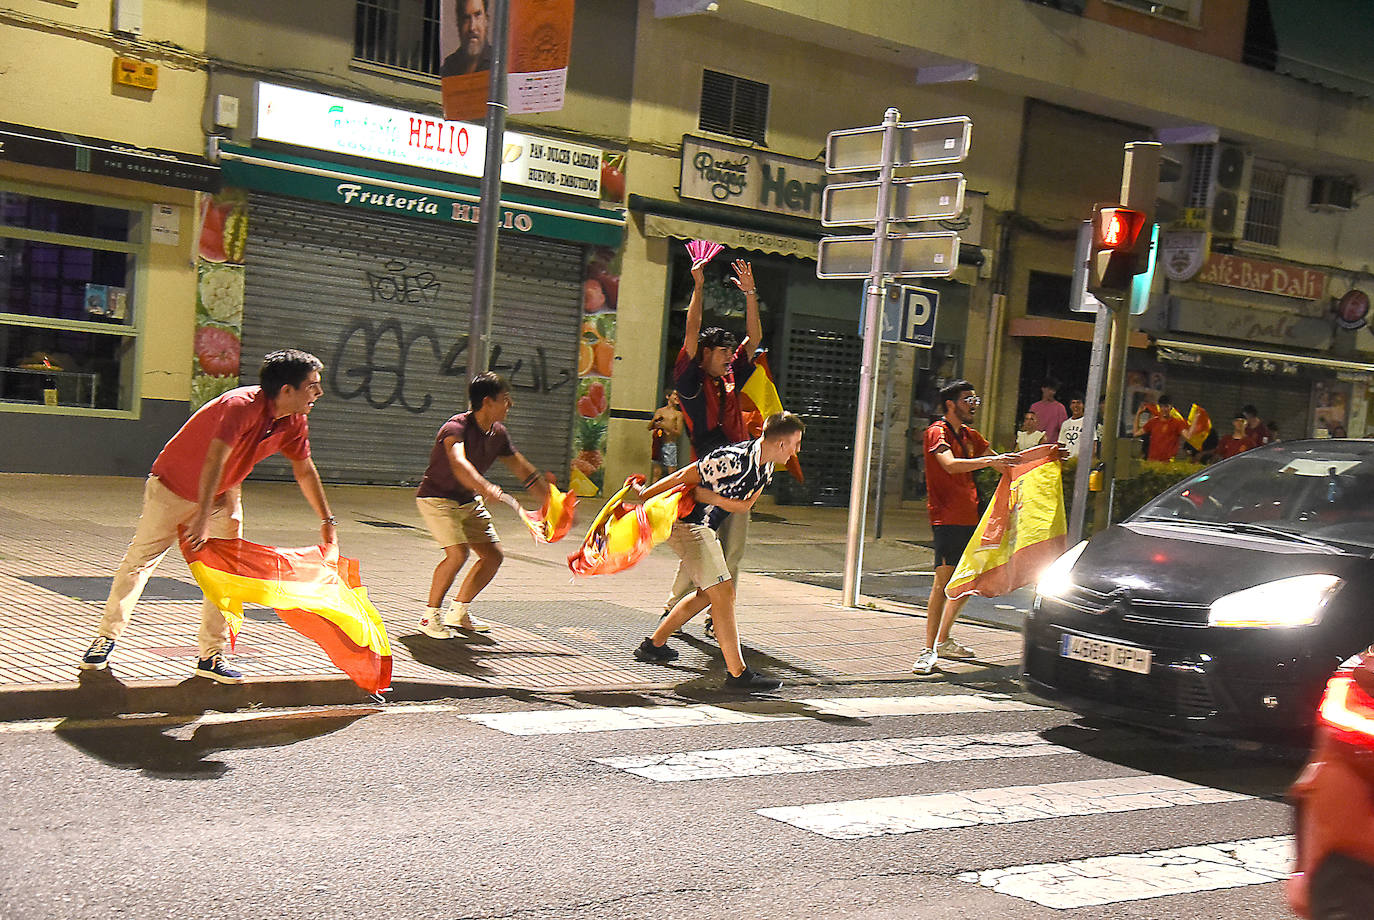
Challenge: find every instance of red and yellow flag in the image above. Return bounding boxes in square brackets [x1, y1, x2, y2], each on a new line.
[739, 352, 803, 482]
[568, 476, 693, 576]
[946, 443, 1068, 600]
[516, 483, 577, 544]
[1185, 404, 1212, 451]
[179, 536, 392, 694]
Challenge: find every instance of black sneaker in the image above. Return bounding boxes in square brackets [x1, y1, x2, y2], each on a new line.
[194, 653, 244, 684]
[633, 638, 679, 663]
[80, 636, 115, 670]
[723, 667, 781, 692]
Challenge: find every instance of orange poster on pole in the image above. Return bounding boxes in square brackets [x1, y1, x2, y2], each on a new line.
[441, 0, 575, 124]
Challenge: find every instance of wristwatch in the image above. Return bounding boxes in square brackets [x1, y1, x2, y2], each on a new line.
[322, 515, 338, 525]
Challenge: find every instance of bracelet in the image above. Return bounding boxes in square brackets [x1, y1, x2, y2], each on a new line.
[322, 515, 338, 525]
[521, 470, 541, 489]
[740, 288, 756, 294]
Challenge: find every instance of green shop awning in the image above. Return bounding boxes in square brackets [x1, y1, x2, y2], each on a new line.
[218, 144, 625, 247]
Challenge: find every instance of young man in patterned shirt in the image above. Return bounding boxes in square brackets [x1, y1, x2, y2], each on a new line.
[631, 412, 804, 692]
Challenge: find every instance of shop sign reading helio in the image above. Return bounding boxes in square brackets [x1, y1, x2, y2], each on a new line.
[254, 82, 602, 200]
[679, 135, 826, 219]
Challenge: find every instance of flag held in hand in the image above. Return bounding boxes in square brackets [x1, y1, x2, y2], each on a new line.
[568, 476, 693, 576]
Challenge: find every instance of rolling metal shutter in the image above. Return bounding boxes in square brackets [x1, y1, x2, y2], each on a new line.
[239, 193, 583, 486]
[776, 324, 863, 506]
[1154, 367, 1311, 443]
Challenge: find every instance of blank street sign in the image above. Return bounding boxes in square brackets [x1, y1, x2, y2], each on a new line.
[822, 174, 966, 227]
[826, 117, 972, 174]
[817, 232, 960, 279]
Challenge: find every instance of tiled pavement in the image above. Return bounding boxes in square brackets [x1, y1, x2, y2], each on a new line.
[0, 473, 1024, 718]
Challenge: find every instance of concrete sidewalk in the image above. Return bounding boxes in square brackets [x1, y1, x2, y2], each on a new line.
[0, 473, 1024, 720]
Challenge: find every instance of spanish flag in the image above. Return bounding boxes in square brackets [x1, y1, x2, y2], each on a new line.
[740, 352, 803, 482]
[179, 535, 392, 694]
[568, 476, 693, 576]
[946, 443, 1068, 600]
[517, 483, 577, 544]
[1185, 404, 1212, 452]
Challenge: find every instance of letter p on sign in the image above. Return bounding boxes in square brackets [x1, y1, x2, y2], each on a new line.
[883, 285, 938, 348]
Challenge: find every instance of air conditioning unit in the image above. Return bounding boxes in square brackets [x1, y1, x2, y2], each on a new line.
[1187, 142, 1251, 239]
[1310, 176, 1357, 211]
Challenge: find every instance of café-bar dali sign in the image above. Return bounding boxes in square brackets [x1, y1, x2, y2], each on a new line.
[679, 135, 826, 220]
[1195, 251, 1327, 300]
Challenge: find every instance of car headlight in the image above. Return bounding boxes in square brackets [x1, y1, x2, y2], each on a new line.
[1036, 541, 1088, 600]
[1208, 574, 1343, 628]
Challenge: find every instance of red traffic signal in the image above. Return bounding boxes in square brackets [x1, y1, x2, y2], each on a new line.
[1093, 206, 1146, 251]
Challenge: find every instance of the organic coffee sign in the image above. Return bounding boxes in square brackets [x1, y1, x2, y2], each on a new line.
[679, 135, 826, 219]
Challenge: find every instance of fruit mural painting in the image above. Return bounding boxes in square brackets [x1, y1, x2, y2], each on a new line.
[571, 246, 620, 497]
[192, 191, 249, 409]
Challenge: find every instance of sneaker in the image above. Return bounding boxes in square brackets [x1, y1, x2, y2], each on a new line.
[633, 637, 679, 663]
[80, 636, 115, 670]
[444, 605, 491, 633]
[722, 666, 781, 692]
[703, 616, 716, 641]
[194, 653, 244, 685]
[912, 647, 938, 675]
[418, 610, 455, 639]
[936, 638, 975, 659]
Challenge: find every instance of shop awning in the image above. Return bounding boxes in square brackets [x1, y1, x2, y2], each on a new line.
[0, 120, 218, 191]
[217, 144, 625, 247]
[1155, 337, 1374, 378]
[642, 212, 818, 259]
[1264, 0, 1374, 99]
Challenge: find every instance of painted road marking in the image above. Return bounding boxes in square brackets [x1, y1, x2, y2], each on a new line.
[463, 695, 1047, 736]
[597, 731, 1071, 782]
[757, 775, 1250, 840]
[0, 701, 467, 734]
[958, 835, 1292, 909]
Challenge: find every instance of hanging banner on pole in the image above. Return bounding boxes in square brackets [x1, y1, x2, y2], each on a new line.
[442, 0, 575, 123]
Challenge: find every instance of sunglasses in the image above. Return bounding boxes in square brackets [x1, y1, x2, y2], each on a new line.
[961, 395, 982, 407]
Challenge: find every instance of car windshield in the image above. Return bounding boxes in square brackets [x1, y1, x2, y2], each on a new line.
[1131, 440, 1374, 552]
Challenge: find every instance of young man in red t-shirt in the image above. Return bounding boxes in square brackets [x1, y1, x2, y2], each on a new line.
[1134, 394, 1189, 462]
[914, 380, 1018, 675]
[1213, 412, 1258, 461]
[80, 349, 335, 683]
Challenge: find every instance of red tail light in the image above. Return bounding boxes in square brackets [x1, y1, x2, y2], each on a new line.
[1318, 674, 1374, 745]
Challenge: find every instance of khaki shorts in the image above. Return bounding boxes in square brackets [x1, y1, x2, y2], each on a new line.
[666, 522, 732, 590]
[415, 496, 499, 547]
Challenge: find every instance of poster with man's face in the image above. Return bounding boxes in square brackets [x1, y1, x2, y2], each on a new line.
[441, 0, 576, 123]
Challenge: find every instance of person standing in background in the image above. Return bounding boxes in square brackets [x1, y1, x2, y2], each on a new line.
[649, 390, 684, 481]
[1242, 405, 1271, 446]
[1029, 379, 1068, 444]
[1015, 410, 1045, 450]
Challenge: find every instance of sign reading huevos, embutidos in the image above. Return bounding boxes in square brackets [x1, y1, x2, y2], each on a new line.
[679, 135, 826, 219]
[254, 82, 601, 200]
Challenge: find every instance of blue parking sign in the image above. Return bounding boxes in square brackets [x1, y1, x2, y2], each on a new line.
[881, 285, 938, 347]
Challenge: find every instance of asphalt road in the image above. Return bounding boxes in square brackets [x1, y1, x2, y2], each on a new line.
[1, 681, 1304, 920]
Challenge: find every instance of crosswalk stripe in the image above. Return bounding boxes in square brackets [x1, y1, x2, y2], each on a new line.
[957, 835, 1292, 909]
[462, 694, 1047, 736]
[597, 731, 1071, 782]
[756, 775, 1251, 840]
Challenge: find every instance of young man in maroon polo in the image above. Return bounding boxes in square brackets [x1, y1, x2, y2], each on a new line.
[80, 349, 335, 683]
[914, 379, 1017, 675]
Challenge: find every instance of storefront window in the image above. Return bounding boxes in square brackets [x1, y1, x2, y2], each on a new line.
[0, 187, 142, 411]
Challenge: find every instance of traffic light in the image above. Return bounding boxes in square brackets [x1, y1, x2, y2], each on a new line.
[1089, 205, 1146, 292]
[1088, 141, 1161, 297]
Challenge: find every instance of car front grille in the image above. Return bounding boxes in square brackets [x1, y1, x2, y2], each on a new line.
[1055, 585, 1211, 627]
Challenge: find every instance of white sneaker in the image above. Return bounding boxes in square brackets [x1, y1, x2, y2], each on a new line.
[444, 602, 491, 632]
[912, 648, 938, 675]
[419, 610, 455, 639]
[936, 638, 975, 659]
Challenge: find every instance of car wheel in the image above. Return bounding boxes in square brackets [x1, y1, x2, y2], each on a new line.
[1310, 853, 1374, 920]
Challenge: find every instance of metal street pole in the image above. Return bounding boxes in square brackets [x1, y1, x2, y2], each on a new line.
[1092, 297, 1131, 533]
[467, 0, 510, 380]
[1068, 221, 1107, 545]
[873, 341, 898, 539]
[841, 107, 900, 608]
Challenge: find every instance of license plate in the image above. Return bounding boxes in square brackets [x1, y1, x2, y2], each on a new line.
[1059, 634, 1152, 674]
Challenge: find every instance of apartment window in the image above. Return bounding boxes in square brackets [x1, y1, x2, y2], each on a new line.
[355, 0, 442, 76]
[699, 70, 769, 144]
[1244, 163, 1286, 247]
[1104, 0, 1202, 27]
[0, 186, 144, 411]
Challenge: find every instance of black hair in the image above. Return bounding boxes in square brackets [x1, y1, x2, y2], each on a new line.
[763, 411, 806, 439]
[469, 371, 509, 411]
[1066, 392, 1084, 403]
[937, 379, 975, 414]
[697, 327, 738, 353]
[1158, 393, 1173, 406]
[1242, 404, 1259, 416]
[1041, 378, 1060, 391]
[259, 349, 323, 397]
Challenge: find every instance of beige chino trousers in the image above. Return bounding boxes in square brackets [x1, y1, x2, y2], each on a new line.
[98, 475, 243, 658]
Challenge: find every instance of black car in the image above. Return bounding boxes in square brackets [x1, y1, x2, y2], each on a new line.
[1023, 439, 1374, 738]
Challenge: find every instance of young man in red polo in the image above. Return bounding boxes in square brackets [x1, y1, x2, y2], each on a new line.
[914, 379, 1017, 676]
[80, 349, 335, 683]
